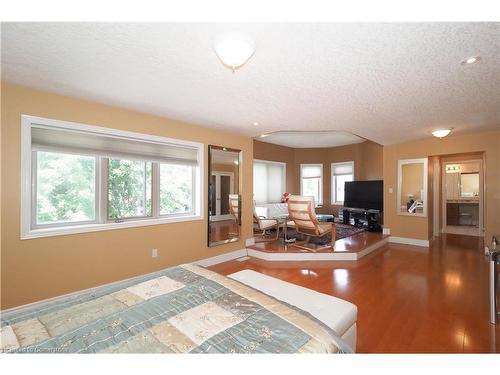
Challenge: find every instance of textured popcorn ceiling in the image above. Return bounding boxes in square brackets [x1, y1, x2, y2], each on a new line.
[1, 23, 499, 145]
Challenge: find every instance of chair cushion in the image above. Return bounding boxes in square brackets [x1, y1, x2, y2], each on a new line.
[318, 223, 333, 235]
[259, 219, 277, 230]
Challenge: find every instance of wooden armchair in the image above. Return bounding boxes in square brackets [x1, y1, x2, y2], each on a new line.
[287, 195, 336, 252]
[253, 205, 280, 242]
[228, 194, 240, 237]
[229, 194, 239, 224]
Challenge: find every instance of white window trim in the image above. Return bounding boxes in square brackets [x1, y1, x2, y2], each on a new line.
[300, 163, 323, 205]
[21, 115, 204, 240]
[331, 161, 355, 205]
[253, 159, 287, 204]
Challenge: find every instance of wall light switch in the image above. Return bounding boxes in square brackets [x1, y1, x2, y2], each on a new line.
[152, 248, 158, 258]
[388, 188, 393, 194]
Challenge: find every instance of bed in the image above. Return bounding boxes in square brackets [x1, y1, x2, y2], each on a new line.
[228, 270, 357, 350]
[0, 264, 351, 353]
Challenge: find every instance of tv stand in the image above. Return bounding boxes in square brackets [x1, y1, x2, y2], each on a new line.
[342, 208, 382, 232]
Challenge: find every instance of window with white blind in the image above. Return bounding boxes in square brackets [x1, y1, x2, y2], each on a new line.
[331, 161, 354, 204]
[21, 115, 203, 239]
[300, 164, 323, 205]
[253, 160, 286, 204]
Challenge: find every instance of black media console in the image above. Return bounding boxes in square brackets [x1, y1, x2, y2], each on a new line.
[342, 208, 382, 232]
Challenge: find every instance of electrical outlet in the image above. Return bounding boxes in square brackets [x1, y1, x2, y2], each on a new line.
[245, 238, 255, 247]
[151, 248, 158, 258]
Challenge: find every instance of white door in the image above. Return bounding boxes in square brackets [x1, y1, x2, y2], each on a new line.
[210, 172, 234, 222]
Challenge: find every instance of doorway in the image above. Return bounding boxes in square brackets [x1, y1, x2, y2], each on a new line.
[440, 156, 484, 237]
[209, 172, 234, 222]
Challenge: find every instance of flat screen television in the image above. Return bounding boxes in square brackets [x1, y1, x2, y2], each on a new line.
[344, 180, 383, 211]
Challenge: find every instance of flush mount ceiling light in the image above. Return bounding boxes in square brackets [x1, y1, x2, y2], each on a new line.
[432, 129, 452, 138]
[253, 122, 259, 126]
[214, 32, 255, 72]
[461, 56, 481, 65]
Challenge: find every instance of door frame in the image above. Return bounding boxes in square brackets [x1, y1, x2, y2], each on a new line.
[441, 158, 484, 236]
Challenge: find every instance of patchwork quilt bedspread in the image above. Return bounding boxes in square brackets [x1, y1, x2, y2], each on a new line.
[0, 264, 350, 353]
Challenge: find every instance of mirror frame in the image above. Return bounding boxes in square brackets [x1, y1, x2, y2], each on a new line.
[207, 145, 242, 247]
[397, 158, 428, 217]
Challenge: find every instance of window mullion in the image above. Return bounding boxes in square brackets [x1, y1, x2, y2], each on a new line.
[192, 165, 196, 215]
[31, 151, 38, 229]
[94, 156, 101, 224]
[100, 157, 109, 223]
[152, 162, 160, 218]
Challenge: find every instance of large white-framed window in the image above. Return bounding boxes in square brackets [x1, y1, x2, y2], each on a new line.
[331, 161, 354, 205]
[300, 164, 323, 205]
[21, 115, 204, 239]
[253, 159, 286, 204]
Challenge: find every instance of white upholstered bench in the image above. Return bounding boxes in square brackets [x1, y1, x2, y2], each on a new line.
[228, 270, 358, 352]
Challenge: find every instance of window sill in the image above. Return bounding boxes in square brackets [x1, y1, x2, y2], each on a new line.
[21, 214, 203, 240]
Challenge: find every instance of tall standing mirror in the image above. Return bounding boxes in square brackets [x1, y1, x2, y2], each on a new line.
[208, 145, 242, 246]
[397, 158, 428, 217]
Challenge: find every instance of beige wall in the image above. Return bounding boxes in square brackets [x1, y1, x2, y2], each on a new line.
[383, 130, 500, 241]
[1, 83, 254, 309]
[253, 139, 383, 215]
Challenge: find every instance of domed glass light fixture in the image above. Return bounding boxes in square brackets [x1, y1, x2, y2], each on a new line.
[214, 32, 255, 72]
[432, 129, 452, 138]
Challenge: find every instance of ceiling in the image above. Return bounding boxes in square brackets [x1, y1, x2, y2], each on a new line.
[259, 131, 365, 148]
[1, 23, 499, 145]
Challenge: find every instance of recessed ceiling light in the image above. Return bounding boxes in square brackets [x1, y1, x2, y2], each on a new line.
[461, 56, 480, 65]
[253, 122, 259, 126]
[259, 134, 269, 138]
[432, 129, 452, 138]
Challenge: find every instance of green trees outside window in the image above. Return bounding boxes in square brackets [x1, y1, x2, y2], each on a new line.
[108, 159, 152, 220]
[36, 151, 96, 224]
[160, 163, 193, 215]
[35, 151, 195, 226]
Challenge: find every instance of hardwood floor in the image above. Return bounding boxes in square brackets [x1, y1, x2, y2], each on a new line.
[209, 234, 500, 353]
[210, 220, 240, 242]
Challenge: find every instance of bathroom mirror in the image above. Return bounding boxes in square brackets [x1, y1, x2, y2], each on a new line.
[459, 173, 479, 198]
[208, 145, 242, 247]
[397, 158, 428, 217]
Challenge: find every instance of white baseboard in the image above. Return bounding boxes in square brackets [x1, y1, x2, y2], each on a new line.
[389, 236, 429, 247]
[247, 236, 388, 262]
[247, 249, 357, 261]
[356, 236, 390, 258]
[194, 248, 248, 267]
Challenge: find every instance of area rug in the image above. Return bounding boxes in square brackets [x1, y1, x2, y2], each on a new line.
[280, 224, 365, 245]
